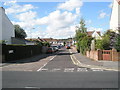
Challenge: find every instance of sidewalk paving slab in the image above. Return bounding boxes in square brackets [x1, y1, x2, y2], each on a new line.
[70, 47, 119, 71]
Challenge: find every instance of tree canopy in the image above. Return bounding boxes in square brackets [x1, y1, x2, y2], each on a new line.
[75, 19, 93, 54]
[14, 25, 27, 39]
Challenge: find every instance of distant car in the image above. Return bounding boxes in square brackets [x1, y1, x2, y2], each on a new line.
[47, 47, 54, 53]
[57, 45, 61, 49]
[66, 45, 70, 49]
[51, 45, 59, 51]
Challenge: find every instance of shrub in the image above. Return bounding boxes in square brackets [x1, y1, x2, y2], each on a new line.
[42, 42, 50, 47]
[95, 35, 110, 50]
[115, 34, 120, 52]
[0, 40, 7, 44]
[80, 36, 93, 54]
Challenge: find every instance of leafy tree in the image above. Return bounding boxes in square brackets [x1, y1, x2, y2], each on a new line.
[75, 19, 93, 54]
[63, 42, 66, 46]
[14, 25, 27, 39]
[115, 34, 120, 52]
[42, 42, 50, 47]
[79, 18, 87, 33]
[95, 30, 118, 50]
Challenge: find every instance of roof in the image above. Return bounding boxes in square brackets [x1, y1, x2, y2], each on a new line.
[116, 0, 120, 5]
[26, 38, 41, 42]
[26, 38, 59, 42]
[40, 38, 59, 42]
[87, 31, 101, 36]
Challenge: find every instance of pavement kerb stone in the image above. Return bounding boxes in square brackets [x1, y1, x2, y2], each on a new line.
[69, 49, 119, 71]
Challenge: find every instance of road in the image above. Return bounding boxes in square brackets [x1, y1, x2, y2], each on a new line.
[2, 47, 119, 88]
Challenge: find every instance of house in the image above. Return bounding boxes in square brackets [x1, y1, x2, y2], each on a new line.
[87, 31, 102, 39]
[0, 7, 15, 44]
[110, 0, 120, 33]
[40, 38, 59, 45]
[26, 38, 41, 45]
[25, 39, 36, 45]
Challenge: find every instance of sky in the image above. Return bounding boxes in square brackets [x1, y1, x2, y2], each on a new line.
[1, 0, 113, 39]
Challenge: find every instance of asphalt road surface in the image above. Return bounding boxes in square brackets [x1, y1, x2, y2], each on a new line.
[2, 47, 119, 88]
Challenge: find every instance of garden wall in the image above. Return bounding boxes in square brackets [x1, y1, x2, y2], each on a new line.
[86, 50, 102, 61]
[2, 44, 43, 62]
[86, 49, 120, 61]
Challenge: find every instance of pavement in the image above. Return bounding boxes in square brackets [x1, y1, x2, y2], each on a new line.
[70, 46, 119, 71]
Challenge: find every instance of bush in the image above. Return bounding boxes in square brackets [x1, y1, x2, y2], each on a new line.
[42, 42, 50, 47]
[115, 34, 120, 52]
[95, 35, 110, 50]
[0, 40, 7, 44]
[80, 36, 93, 54]
[2, 44, 42, 62]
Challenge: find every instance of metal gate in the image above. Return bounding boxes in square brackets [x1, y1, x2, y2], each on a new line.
[102, 50, 112, 61]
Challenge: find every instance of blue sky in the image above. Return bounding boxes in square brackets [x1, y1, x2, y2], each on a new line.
[1, 0, 112, 39]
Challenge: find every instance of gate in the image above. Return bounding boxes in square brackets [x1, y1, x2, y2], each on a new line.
[102, 50, 112, 61]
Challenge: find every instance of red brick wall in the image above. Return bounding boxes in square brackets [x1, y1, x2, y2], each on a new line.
[86, 49, 120, 61]
[86, 50, 101, 61]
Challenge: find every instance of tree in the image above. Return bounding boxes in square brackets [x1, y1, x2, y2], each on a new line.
[115, 34, 120, 52]
[75, 19, 93, 54]
[14, 25, 27, 39]
[79, 18, 87, 33]
[63, 42, 66, 46]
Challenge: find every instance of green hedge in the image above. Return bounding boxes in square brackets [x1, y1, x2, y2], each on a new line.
[2, 44, 42, 62]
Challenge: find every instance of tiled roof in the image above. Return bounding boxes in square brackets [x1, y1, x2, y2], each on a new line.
[87, 31, 101, 36]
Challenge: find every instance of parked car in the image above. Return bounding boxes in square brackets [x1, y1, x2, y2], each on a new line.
[66, 45, 71, 49]
[47, 47, 54, 53]
[51, 45, 59, 51]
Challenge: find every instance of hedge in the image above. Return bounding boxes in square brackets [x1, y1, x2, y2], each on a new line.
[2, 44, 42, 62]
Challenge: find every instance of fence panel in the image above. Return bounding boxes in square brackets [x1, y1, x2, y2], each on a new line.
[102, 50, 112, 61]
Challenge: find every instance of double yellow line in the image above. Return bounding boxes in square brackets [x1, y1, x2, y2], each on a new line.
[69, 49, 119, 71]
[69, 49, 81, 66]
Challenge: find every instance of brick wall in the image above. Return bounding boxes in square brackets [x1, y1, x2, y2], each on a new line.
[86, 49, 120, 61]
[112, 49, 120, 61]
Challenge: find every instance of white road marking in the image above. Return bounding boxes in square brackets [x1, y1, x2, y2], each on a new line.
[37, 55, 56, 71]
[64, 68, 74, 72]
[77, 68, 88, 72]
[51, 68, 61, 72]
[25, 87, 40, 89]
[91, 68, 104, 71]
[40, 68, 48, 71]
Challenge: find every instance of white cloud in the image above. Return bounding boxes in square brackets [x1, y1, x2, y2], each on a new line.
[108, 3, 113, 8]
[4, 0, 17, 6]
[8, 0, 83, 38]
[87, 27, 103, 32]
[34, 10, 78, 38]
[99, 12, 107, 19]
[5, 4, 35, 14]
[57, 0, 83, 11]
[16, 11, 37, 21]
[76, 8, 80, 15]
[45, 25, 76, 39]
[12, 9, 78, 38]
